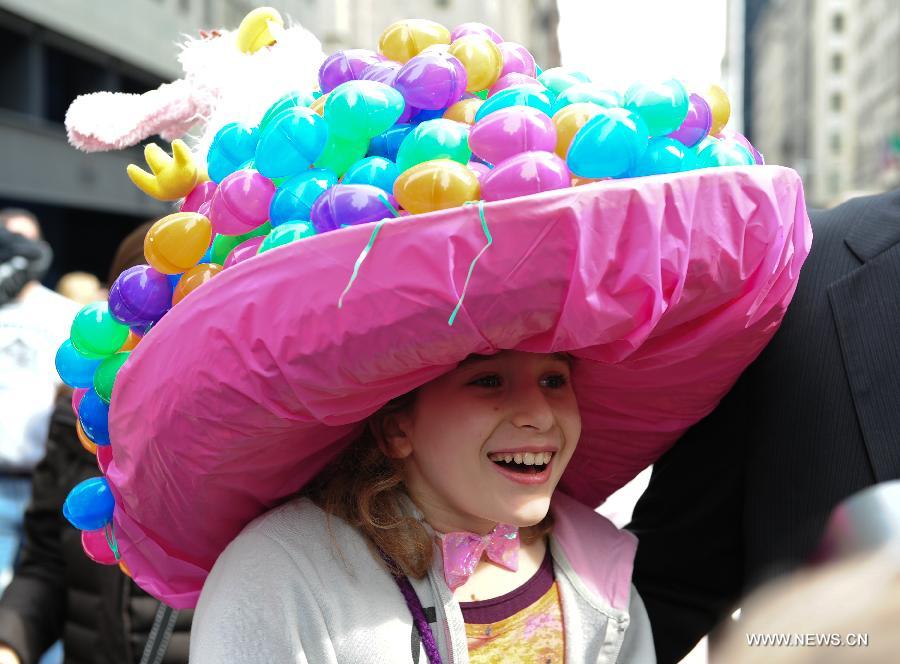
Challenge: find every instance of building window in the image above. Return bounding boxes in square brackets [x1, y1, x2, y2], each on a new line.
[830, 133, 841, 154]
[830, 93, 843, 112]
[831, 53, 843, 72]
[832, 13, 844, 32]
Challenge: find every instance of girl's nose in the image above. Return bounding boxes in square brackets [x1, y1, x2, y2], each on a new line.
[509, 383, 556, 432]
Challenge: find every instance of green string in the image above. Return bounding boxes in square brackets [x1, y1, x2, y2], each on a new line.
[338, 195, 398, 309]
[104, 522, 121, 562]
[448, 201, 493, 326]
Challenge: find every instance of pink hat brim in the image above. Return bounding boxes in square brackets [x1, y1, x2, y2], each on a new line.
[108, 165, 810, 607]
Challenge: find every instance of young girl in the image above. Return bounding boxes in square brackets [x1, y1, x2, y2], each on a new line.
[190, 350, 654, 662]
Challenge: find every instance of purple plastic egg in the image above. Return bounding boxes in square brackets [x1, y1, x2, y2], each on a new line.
[180, 181, 217, 213]
[207, 169, 276, 235]
[498, 42, 536, 78]
[395, 52, 468, 110]
[451, 22, 503, 44]
[318, 49, 385, 93]
[309, 184, 397, 233]
[360, 61, 419, 122]
[108, 265, 172, 326]
[469, 106, 557, 165]
[480, 151, 570, 202]
[224, 236, 266, 269]
[488, 72, 542, 97]
[667, 93, 713, 148]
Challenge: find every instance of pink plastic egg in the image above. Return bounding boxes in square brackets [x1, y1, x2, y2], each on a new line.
[480, 151, 570, 202]
[488, 72, 542, 97]
[469, 106, 557, 166]
[224, 236, 266, 268]
[207, 170, 276, 235]
[97, 445, 113, 474]
[498, 42, 536, 78]
[180, 181, 217, 213]
[82, 528, 119, 565]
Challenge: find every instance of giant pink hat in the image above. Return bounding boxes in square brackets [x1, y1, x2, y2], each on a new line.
[103, 165, 810, 608]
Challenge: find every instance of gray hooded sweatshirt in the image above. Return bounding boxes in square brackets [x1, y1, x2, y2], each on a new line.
[190, 492, 655, 663]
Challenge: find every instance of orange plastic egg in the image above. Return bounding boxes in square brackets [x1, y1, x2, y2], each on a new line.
[393, 159, 480, 215]
[119, 560, 132, 577]
[448, 35, 503, 92]
[144, 212, 212, 275]
[76, 421, 98, 455]
[172, 263, 224, 305]
[310, 92, 329, 116]
[119, 330, 142, 352]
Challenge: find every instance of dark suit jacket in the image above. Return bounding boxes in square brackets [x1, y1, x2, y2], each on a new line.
[627, 188, 900, 664]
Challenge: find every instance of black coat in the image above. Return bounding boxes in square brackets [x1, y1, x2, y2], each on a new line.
[627, 188, 900, 664]
[0, 394, 192, 664]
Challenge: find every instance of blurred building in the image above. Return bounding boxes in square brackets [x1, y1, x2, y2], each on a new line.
[745, 0, 899, 207]
[722, 0, 770, 140]
[303, 0, 560, 67]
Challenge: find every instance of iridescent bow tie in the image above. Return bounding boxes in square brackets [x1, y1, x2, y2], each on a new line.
[437, 523, 520, 591]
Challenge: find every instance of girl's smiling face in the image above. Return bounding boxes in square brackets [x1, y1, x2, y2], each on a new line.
[384, 350, 581, 534]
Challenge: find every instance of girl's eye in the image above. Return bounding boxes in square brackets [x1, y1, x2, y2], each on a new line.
[542, 374, 569, 389]
[471, 374, 502, 388]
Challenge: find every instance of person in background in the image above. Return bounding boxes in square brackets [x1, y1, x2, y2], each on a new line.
[55, 273, 105, 306]
[0, 222, 193, 664]
[627, 188, 900, 663]
[0, 210, 78, 595]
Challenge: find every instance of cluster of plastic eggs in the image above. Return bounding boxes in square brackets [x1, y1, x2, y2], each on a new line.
[56, 17, 763, 566]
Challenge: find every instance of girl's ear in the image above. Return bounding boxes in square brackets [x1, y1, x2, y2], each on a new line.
[374, 413, 413, 460]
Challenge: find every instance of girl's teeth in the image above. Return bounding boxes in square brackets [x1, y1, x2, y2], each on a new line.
[514, 453, 523, 464]
[523, 452, 535, 465]
[504, 453, 513, 462]
[488, 452, 555, 464]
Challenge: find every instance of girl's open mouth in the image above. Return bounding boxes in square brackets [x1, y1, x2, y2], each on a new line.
[487, 451, 554, 476]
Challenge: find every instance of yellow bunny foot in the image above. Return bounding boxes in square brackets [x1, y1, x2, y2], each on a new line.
[237, 7, 284, 54]
[126, 140, 203, 201]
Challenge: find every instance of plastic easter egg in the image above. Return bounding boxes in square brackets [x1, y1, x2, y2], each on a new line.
[467, 161, 491, 180]
[96, 445, 113, 474]
[395, 119, 471, 172]
[318, 49, 385, 93]
[258, 222, 317, 253]
[310, 184, 395, 233]
[207, 123, 258, 183]
[118, 330, 141, 352]
[704, 84, 731, 135]
[537, 67, 591, 95]
[181, 181, 217, 213]
[624, 79, 690, 137]
[236, 6, 282, 53]
[368, 124, 415, 161]
[209, 221, 272, 264]
[474, 85, 554, 122]
[695, 139, 755, 168]
[631, 137, 687, 177]
[144, 212, 212, 274]
[469, 106, 556, 165]
[72, 387, 88, 414]
[172, 263, 223, 305]
[325, 80, 406, 139]
[314, 134, 369, 176]
[70, 302, 130, 359]
[82, 528, 118, 565]
[498, 42, 536, 78]
[667, 93, 712, 148]
[409, 106, 449, 124]
[108, 265, 172, 326]
[443, 97, 483, 125]
[93, 352, 130, 404]
[343, 156, 400, 194]
[207, 170, 275, 235]
[395, 52, 467, 111]
[451, 22, 503, 43]
[716, 129, 764, 164]
[224, 236, 265, 269]
[488, 72, 542, 97]
[393, 159, 480, 214]
[448, 35, 503, 92]
[309, 92, 329, 116]
[269, 169, 339, 225]
[360, 60, 401, 85]
[480, 151, 570, 202]
[255, 107, 328, 178]
[77, 421, 97, 454]
[56, 340, 102, 388]
[551, 83, 620, 115]
[78, 389, 110, 446]
[566, 107, 650, 178]
[379, 19, 451, 63]
[258, 91, 316, 133]
[63, 477, 114, 531]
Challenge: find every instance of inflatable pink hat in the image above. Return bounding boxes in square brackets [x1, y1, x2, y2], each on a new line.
[104, 165, 811, 608]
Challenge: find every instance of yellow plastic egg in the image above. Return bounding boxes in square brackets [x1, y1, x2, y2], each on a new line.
[378, 19, 451, 63]
[172, 264, 224, 305]
[443, 97, 484, 125]
[705, 84, 731, 135]
[394, 159, 481, 215]
[144, 212, 212, 275]
[310, 92, 329, 116]
[236, 7, 284, 53]
[448, 35, 504, 92]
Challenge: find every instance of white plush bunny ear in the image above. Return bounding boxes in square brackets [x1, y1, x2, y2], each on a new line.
[64, 78, 206, 152]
